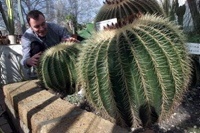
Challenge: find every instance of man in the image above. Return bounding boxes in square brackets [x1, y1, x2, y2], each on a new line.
[21, 10, 78, 68]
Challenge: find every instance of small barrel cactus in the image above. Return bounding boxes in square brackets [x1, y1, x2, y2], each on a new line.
[95, 0, 165, 25]
[77, 15, 191, 128]
[38, 42, 80, 96]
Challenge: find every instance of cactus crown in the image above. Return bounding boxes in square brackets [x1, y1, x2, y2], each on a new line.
[95, 0, 165, 27]
[103, 12, 142, 30]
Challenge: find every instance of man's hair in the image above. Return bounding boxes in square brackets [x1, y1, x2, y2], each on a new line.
[26, 10, 45, 25]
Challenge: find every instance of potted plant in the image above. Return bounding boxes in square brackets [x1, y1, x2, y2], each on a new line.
[0, 0, 16, 44]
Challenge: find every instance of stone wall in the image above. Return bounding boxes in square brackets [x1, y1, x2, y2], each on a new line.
[3, 80, 128, 133]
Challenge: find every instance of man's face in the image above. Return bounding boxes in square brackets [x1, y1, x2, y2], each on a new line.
[29, 14, 47, 37]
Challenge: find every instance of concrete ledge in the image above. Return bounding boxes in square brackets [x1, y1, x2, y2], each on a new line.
[3, 80, 128, 133]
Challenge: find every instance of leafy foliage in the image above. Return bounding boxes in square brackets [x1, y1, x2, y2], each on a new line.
[77, 23, 95, 39]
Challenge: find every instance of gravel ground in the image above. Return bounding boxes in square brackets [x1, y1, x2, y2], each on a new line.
[154, 86, 200, 133]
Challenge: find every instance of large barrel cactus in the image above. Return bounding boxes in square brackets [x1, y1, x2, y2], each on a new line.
[38, 42, 80, 95]
[77, 15, 191, 128]
[95, 0, 165, 25]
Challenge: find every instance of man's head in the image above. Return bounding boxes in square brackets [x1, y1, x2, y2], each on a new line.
[27, 10, 47, 37]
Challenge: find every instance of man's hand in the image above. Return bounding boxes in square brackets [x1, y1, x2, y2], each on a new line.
[26, 52, 42, 67]
[62, 37, 80, 43]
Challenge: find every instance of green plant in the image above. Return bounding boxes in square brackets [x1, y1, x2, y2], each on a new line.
[17, 0, 26, 33]
[77, 15, 191, 128]
[65, 14, 76, 34]
[159, 0, 178, 21]
[0, 0, 15, 35]
[0, 127, 4, 133]
[186, 33, 200, 43]
[38, 42, 80, 96]
[78, 23, 95, 39]
[95, 0, 165, 25]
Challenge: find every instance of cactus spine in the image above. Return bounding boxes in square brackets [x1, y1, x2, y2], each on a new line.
[77, 15, 191, 128]
[38, 42, 80, 95]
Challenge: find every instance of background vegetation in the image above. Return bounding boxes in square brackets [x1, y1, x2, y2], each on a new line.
[159, 0, 200, 43]
[0, 0, 102, 35]
[0, 0, 199, 42]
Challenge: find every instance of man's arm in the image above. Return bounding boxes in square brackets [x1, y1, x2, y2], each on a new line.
[20, 36, 32, 68]
[58, 25, 80, 42]
[49, 23, 71, 40]
[48, 23, 79, 43]
[21, 37, 43, 68]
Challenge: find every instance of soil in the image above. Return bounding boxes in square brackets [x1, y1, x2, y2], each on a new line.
[64, 85, 200, 133]
[150, 85, 200, 133]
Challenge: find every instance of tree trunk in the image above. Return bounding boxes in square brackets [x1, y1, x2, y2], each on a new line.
[187, 0, 200, 34]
